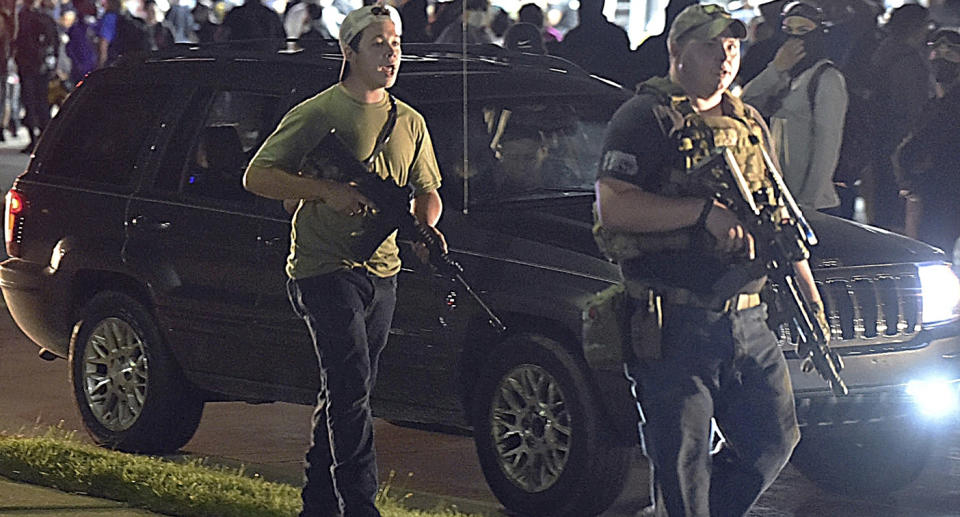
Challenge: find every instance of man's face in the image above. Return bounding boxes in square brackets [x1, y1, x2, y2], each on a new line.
[345, 20, 402, 91]
[674, 28, 741, 99]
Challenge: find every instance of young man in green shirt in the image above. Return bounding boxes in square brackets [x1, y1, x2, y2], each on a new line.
[244, 5, 443, 516]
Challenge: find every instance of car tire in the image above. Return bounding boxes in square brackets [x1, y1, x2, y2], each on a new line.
[790, 421, 934, 495]
[472, 333, 630, 517]
[69, 291, 204, 454]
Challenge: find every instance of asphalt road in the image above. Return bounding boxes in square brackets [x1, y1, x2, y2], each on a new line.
[1, 132, 960, 516]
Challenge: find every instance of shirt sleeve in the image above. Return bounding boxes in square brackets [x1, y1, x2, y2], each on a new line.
[596, 94, 670, 189]
[249, 98, 329, 174]
[406, 112, 442, 196]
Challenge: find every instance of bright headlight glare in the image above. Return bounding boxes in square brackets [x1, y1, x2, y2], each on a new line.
[906, 378, 960, 418]
[918, 263, 960, 325]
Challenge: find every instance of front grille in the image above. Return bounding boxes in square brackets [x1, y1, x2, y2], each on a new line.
[776, 265, 923, 352]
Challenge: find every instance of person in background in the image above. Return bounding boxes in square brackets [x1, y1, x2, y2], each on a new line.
[243, 5, 444, 516]
[165, 0, 193, 42]
[897, 28, 960, 255]
[863, 3, 935, 231]
[14, 0, 58, 153]
[503, 21, 545, 54]
[434, 0, 494, 45]
[65, 0, 97, 85]
[0, 0, 16, 142]
[191, 0, 219, 43]
[517, 3, 559, 53]
[743, 1, 847, 211]
[738, 0, 787, 84]
[558, 0, 632, 85]
[143, 0, 174, 50]
[215, 0, 285, 46]
[628, 0, 696, 87]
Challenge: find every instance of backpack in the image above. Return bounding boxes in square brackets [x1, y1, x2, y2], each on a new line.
[110, 13, 152, 57]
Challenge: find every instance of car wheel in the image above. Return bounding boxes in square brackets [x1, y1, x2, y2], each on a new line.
[472, 333, 630, 517]
[790, 421, 934, 495]
[69, 291, 204, 454]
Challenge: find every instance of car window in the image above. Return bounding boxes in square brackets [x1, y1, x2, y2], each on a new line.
[156, 90, 280, 208]
[423, 98, 615, 208]
[37, 84, 170, 186]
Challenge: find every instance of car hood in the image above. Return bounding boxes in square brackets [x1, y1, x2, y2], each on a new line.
[804, 211, 948, 269]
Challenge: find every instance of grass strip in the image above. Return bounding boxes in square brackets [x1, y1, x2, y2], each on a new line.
[0, 428, 481, 517]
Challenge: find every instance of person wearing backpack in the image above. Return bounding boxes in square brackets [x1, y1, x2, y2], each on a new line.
[743, 1, 847, 211]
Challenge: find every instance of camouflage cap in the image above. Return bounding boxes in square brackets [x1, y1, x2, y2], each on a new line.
[668, 3, 747, 46]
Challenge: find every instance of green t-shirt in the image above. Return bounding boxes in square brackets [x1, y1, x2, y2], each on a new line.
[250, 84, 442, 279]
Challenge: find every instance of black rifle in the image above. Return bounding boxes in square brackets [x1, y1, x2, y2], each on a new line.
[688, 146, 848, 396]
[302, 130, 507, 333]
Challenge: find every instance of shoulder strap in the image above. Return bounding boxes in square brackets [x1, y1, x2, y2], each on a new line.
[802, 61, 837, 185]
[361, 93, 397, 169]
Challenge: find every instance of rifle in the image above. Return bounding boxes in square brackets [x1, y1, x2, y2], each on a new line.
[302, 129, 507, 333]
[687, 146, 848, 397]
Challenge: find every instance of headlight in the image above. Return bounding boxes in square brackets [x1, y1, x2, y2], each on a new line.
[918, 263, 960, 325]
[906, 378, 960, 418]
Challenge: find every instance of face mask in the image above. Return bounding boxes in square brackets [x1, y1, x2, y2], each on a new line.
[932, 58, 960, 84]
[789, 29, 828, 76]
[466, 9, 488, 28]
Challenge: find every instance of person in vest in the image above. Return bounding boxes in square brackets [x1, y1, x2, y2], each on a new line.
[243, 5, 444, 516]
[594, 4, 828, 515]
[742, 1, 848, 211]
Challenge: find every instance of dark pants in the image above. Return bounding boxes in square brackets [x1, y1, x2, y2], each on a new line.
[626, 303, 800, 517]
[19, 72, 49, 143]
[287, 269, 398, 517]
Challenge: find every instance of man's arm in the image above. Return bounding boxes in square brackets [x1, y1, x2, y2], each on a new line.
[243, 164, 374, 215]
[595, 176, 754, 257]
[412, 189, 446, 254]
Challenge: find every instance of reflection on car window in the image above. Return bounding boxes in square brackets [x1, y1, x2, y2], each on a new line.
[40, 85, 170, 186]
[424, 98, 614, 208]
[158, 90, 279, 207]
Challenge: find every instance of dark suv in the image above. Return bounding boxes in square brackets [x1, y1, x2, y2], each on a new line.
[4, 43, 960, 517]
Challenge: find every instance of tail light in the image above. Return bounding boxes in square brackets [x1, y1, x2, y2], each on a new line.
[5, 189, 24, 257]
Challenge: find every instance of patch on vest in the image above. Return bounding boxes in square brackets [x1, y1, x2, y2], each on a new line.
[602, 150, 639, 176]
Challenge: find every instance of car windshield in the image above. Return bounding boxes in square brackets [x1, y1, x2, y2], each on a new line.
[422, 97, 619, 209]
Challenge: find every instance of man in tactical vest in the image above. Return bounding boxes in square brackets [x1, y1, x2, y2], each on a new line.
[594, 4, 829, 516]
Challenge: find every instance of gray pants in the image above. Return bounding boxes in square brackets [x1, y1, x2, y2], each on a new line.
[626, 303, 800, 517]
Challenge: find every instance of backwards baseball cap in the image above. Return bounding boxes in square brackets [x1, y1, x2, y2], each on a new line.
[338, 3, 403, 50]
[668, 3, 747, 46]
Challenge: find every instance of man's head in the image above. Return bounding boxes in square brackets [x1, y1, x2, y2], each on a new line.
[668, 4, 746, 99]
[339, 4, 403, 88]
[885, 3, 930, 46]
[780, 1, 829, 73]
[928, 28, 960, 86]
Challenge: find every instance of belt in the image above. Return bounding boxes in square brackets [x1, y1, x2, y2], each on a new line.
[624, 280, 761, 313]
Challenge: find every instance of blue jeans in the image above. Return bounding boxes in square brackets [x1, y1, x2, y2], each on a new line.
[287, 269, 398, 517]
[626, 303, 800, 517]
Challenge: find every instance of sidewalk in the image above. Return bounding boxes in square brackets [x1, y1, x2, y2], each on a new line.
[0, 476, 163, 516]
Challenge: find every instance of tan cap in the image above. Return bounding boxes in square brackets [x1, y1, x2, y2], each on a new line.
[668, 4, 747, 46]
[338, 4, 403, 49]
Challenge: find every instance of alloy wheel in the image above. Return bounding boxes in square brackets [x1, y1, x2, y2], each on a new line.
[490, 364, 572, 492]
[82, 317, 149, 432]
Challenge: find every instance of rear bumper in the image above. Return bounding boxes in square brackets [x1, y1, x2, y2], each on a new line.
[0, 258, 72, 357]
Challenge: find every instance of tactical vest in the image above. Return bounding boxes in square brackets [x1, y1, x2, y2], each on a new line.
[595, 78, 775, 263]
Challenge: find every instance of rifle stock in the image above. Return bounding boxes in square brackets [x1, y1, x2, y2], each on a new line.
[689, 148, 848, 396]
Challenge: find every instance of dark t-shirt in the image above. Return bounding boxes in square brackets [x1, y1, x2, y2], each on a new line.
[597, 85, 763, 293]
[221, 1, 285, 42]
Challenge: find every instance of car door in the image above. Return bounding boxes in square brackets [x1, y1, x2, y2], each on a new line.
[124, 86, 284, 394]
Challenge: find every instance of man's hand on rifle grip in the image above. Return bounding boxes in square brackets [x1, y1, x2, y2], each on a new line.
[323, 180, 378, 216]
[703, 200, 755, 260]
[412, 225, 448, 265]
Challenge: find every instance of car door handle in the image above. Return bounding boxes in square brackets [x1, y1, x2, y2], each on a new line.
[128, 215, 171, 232]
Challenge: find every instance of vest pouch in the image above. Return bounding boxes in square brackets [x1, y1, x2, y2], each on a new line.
[583, 283, 632, 362]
